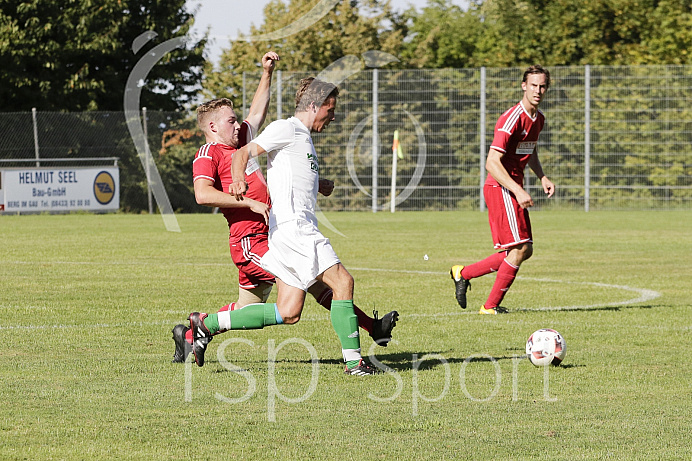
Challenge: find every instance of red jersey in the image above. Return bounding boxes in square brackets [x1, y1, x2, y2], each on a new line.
[192, 121, 270, 242]
[486, 101, 545, 187]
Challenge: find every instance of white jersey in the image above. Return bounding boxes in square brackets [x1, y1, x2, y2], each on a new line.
[252, 117, 319, 229]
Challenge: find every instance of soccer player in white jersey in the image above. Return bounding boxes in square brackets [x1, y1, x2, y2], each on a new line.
[172, 56, 398, 364]
[450, 65, 556, 314]
[187, 77, 382, 376]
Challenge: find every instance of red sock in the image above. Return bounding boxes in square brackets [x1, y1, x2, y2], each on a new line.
[316, 288, 373, 333]
[485, 259, 519, 309]
[217, 302, 236, 313]
[461, 251, 507, 280]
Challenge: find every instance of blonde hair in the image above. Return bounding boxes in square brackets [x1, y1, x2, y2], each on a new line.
[196, 98, 235, 132]
[295, 77, 339, 112]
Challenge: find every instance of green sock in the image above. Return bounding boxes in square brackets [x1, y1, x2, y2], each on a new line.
[203, 304, 282, 334]
[203, 313, 220, 335]
[230, 303, 282, 329]
[330, 300, 361, 367]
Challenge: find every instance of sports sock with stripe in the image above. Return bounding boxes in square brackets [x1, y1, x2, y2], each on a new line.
[461, 251, 507, 280]
[485, 259, 519, 308]
[330, 299, 362, 368]
[316, 288, 373, 333]
[202, 303, 283, 334]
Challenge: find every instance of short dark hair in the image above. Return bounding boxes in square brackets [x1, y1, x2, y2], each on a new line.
[523, 65, 551, 88]
[295, 77, 339, 112]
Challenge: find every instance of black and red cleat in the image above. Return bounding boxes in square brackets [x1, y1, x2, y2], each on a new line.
[188, 312, 212, 367]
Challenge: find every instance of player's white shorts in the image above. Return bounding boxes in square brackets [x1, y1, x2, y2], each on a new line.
[260, 219, 340, 291]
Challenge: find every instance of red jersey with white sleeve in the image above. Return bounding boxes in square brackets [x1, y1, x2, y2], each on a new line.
[192, 121, 270, 243]
[485, 101, 545, 187]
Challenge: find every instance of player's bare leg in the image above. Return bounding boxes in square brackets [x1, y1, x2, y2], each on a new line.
[237, 282, 273, 308]
[274, 278, 307, 324]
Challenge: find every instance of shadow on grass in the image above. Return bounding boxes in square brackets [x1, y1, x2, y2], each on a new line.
[190, 346, 590, 373]
[206, 351, 533, 372]
[555, 363, 584, 369]
[196, 354, 586, 372]
[307, 353, 588, 372]
[512, 304, 661, 313]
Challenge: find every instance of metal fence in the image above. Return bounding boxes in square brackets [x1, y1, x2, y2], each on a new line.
[1, 65, 690, 213]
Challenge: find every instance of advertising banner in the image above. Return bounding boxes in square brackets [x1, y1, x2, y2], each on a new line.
[1, 167, 119, 213]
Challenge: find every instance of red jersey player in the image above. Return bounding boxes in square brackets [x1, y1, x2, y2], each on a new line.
[172, 53, 398, 364]
[450, 65, 555, 314]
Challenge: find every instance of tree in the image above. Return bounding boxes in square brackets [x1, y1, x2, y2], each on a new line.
[202, 0, 405, 99]
[399, 0, 484, 68]
[536, 0, 692, 65]
[0, 0, 206, 111]
[402, 0, 692, 68]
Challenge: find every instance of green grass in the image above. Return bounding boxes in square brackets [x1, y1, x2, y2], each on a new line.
[1, 211, 690, 460]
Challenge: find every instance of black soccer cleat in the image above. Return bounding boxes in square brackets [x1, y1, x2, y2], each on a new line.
[171, 324, 193, 363]
[344, 359, 383, 376]
[370, 310, 399, 347]
[188, 312, 212, 367]
[450, 265, 471, 309]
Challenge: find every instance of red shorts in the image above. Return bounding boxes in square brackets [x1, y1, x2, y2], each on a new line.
[483, 184, 533, 250]
[229, 233, 275, 289]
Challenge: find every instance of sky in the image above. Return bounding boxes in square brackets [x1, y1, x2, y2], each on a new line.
[185, 0, 469, 64]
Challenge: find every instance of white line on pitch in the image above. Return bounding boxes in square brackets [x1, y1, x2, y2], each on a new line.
[0, 266, 661, 330]
[349, 268, 661, 311]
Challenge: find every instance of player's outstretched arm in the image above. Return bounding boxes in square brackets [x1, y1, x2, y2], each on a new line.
[230, 143, 267, 200]
[245, 51, 280, 133]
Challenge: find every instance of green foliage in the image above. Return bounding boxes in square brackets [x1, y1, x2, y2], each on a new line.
[148, 111, 207, 213]
[399, 0, 483, 68]
[1, 212, 690, 459]
[202, 0, 405, 99]
[0, 0, 206, 111]
[401, 0, 692, 68]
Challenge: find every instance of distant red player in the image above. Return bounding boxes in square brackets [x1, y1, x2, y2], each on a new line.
[451, 65, 555, 314]
[172, 53, 397, 363]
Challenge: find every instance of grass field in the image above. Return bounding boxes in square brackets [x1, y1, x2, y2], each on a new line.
[1, 211, 690, 460]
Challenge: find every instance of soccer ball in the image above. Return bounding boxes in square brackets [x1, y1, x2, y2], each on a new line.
[526, 329, 566, 367]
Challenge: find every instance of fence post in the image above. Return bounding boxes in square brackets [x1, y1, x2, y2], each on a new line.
[584, 65, 591, 212]
[242, 72, 247, 119]
[142, 107, 153, 214]
[277, 70, 282, 120]
[32, 107, 40, 167]
[479, 67, 486, 212]
[390, 131, 398, 213]
[372, 68, 379, 213]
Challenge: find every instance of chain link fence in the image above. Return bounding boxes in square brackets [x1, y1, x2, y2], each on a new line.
[1, 65, 690, 213]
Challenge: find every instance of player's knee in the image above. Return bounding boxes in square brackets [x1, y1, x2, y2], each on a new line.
[276, 300, 304, 324]
[282, 313, 301, 324]
[343, 272, 354, 291]
[521, 243, 534, 262]
[333, 272, 354, 299]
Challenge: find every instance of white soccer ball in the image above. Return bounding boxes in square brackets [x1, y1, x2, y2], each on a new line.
[526, 329, 566, 367]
